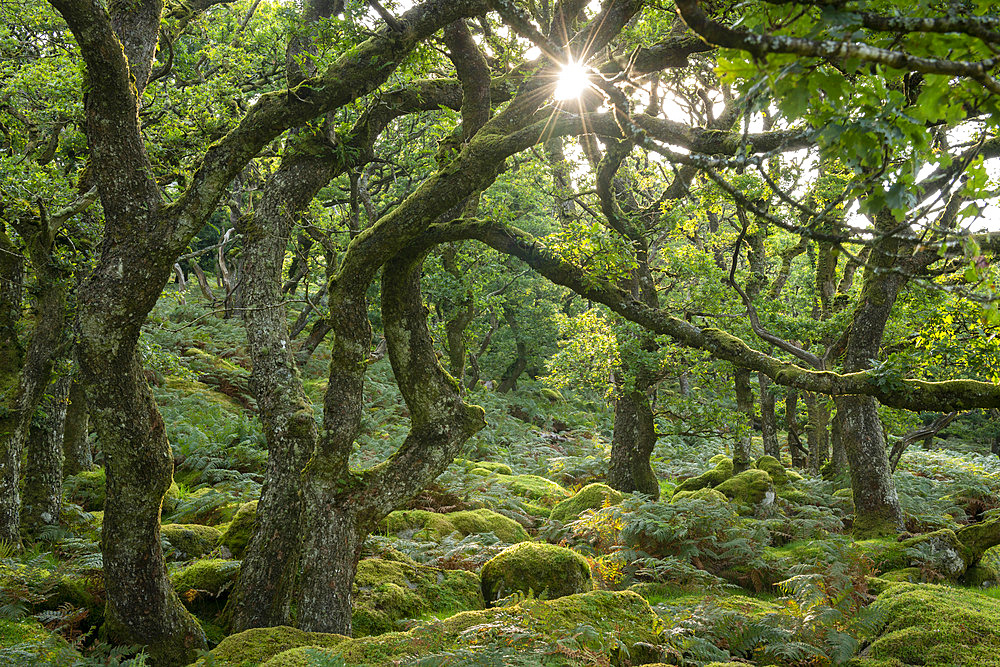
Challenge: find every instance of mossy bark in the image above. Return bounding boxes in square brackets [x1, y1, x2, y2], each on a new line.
[22, 375, 71, 537]
[62, 379, 92, 477]
[758, 372, 780, 459]
[804, 392, 829, 472]
[733, 367, 754, 473]
[607, 389, 659, 499]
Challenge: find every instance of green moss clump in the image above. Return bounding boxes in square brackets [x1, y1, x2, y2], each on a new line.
[858, 531, 973, 580]
[550, 483, 624, 523]
[171, 559, 241, 616]
[220, 501, 257, 558]
[714, 469, 773, 505]
[63, 468, 106, 511]
[493, 474, 572, 505]
[480, 542, 592, 605]
[383, 508, 527, 543]
[0, 618, 76, 664]
[203, 626, 347, 667]
[352, 557, 484, 636]
[957, 514, 1000, 563]
[964, 563, 999, 588]
[869, 582, 1000, 665]
[265, 590, 662, 666]
[777, 488, 813, 504]
[755, 455, 788, 486]
[879, 567, 924, 583]
[673, 457, 734, 495]
[539, 387, 564, 402]
[162, 523, 222, 560]
[671, 487, 728, 504]
[473, 461, 513, 475]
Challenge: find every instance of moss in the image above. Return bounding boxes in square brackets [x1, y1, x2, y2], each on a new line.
[63, 468, 105, 511]
[0, 618, 76, 664]
[673, 456, 734, 495]
[0, 563, 104, 626]
[869, 582, 1000, 665]
[167, 487, 242, 526]
[203, 626, 347, 667]
[493, 473, 572, 505]
[480, 542, 592, 605]
[539, 387, 564, 402]
[550, 483, 624, 523]
[164, 376, 245, 412]
[352, 557, 484, 637]
[171, 559, 241, 616]
[713, 469, 773, 505]
[671, 487, 728, 503]
[853, 513, 901, 540]
[220, 500, 257, 558]
[268, 590, 662, 666]
[879, 567, 924, 583]
[472, 461, 513, 475]
[957, 514, 1000, 562]
[755, 455, 788, 486]
[856, 538, 908, 573]
[383, 508, 527, 543]
[964, 563, 1000, 588]
[777, 488, 812, 504]
[858, 531, 972, 580]
[162, 523, 222, 560]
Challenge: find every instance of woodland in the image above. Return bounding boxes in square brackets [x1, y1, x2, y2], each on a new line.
[5, 0, 1000, 665]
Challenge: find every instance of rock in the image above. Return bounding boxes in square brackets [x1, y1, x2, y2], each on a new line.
[261, 590, 662, 666]
[964, 563, 1000, 588]
[858, 530, 973, 580]
[200, 626, 347, 667]
[550, 483, 624, 523]
[493, 474, 572, 505]
[673, 456, 734, 495]
[480, 542, 592, 605]
[714, 469, 773, 505]
[867, 582, 1000, 665]
[671, 487, 728, 504]
[0, 618, 78, 664]
[957, 514, 1000, 563]
[162, 523, 222, 561]
[352, 557, 484, 636]
[220, 501, 257, 558]
[383, 508, 528, 543]
[755, 455, 788, 486]
[170, 558, 241, 616]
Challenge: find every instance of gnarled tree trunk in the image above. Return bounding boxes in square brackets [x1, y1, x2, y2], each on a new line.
[607, 387, 659, 498]
[62, 378, 92, 476]
[22, 374, 72, 537]
[733, 367, 754, 473]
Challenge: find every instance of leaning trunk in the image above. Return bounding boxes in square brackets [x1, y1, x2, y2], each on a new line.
[22, 375, 71, 537]
[607, 388, 659, 499]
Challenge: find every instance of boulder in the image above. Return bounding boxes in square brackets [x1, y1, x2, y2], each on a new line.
[383, 508, 528, 544]
[714, 469, 773, 505]
[549, 483, 624, 523]
[480, 542, 591, 605]
[162, 523, 221, 561]
[220, 500, 257, 558]
[672, 456, 734, 495]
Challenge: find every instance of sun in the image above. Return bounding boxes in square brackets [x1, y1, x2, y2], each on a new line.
[554, 61, 590, 100]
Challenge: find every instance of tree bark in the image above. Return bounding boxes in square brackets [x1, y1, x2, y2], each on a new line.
[805, 392, 829, 472]
[22, 374, 71, 537]
[733, 367, 754, 473]
[758, 372, 779, 459]
[62, 378, 92, 476]
[786, 390, 806, 468]
[607, 388, 659, 498]
[829, 410, 848, 475]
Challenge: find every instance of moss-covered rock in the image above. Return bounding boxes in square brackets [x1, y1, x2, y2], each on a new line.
[539, 387, 564, 402]
[201, 626, 347, 667]
[673, 456, 734, 495]
[755, 455, 788, 486]
[868, 582, 1000, 665]
[550, 483, 624, 523]
[162, 523, 222, 560]
[776, 488, 813, 504]
[493, 474, 572, 505]
[480, 542, 592, 605]
[714, 469, 773, 505]
[0, 563, 105, 628]
[0, 618, 77, 665]
[383, 508, 528, 543]
[352, 557, 484, 636]
[858, 531, 973, 580]
[957, 514, 1000, 563]
[170, 559, 241, 616]
[263, 590, 662, 666]
[671, 487, 728, 504]
[879, 567, 924, 583]
[964, 562, 1000, 588]
[166, 487, 242, 526]
[220, 500, 257, 558]
[63, 468, 106, 511]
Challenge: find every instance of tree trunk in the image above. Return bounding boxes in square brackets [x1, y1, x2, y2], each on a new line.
[733, 367, 754, 473]
[758, 372, 779, 459]
[805, 393, 829, 472]
[22, 375, 71, 537]
[607, 388, 659, 498]
[62, 378, 93, 476]
[297, 317, 333, 362]
[189, 259, 214, 301]
[226, 134, 330, 633]
[786, 390, 806, 468]
[829, 410, 848, 476]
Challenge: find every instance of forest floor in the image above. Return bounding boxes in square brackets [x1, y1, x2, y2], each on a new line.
[4, 292, 1000, 666]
